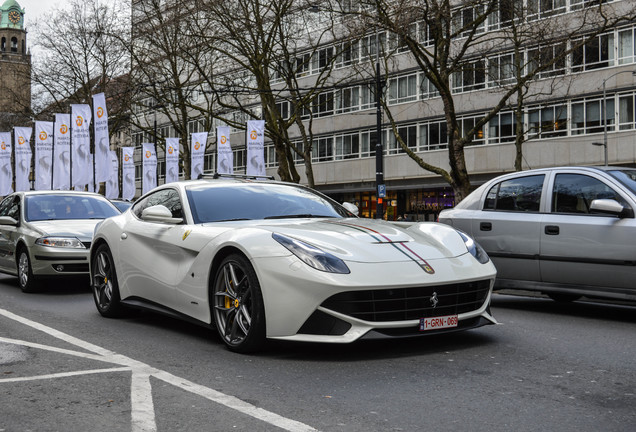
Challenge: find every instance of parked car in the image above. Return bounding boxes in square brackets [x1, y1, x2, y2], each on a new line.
[109, 199, 133, 213]
[0, 191, 120, 292]
[438, 166, 636, 303]
[90, 176, 497, 352]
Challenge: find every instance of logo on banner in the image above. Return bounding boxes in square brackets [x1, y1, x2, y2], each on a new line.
[1, 143, 5, 150]
[97, 107, 104, 118]
[124, 154, 130, 162]
[168, 146, 174, 154]
[39, 131, 48, 141]
[250, 130, 257, 140]
[194, 141, 201, 150]
[60, 124, 68, 134]
[76, 116, 84, 127]
[18, 137, 25, 145]
[220, 136, 227, 145]
[146, 151, 152, 158]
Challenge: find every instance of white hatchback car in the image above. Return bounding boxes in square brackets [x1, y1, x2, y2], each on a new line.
[439, 166, 636, 303]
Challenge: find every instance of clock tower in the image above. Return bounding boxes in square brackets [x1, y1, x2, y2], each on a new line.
[0, 0, 31, 129]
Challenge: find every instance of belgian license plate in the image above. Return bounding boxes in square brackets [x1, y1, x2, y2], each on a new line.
[419, 315, 458, 331]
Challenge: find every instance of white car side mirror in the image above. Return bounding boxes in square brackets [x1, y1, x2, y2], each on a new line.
[141, 205, 183, 224]
[342, 202, 359, 216]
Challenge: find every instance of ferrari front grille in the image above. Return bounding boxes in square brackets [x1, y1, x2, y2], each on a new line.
[321, 279, 491, 322]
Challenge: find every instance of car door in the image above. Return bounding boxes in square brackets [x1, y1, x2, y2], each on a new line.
[468, 174, 546, 283]
[0, 195, 21, 272]
[117, 188, 188, 309]
[539, 171, 636, 291]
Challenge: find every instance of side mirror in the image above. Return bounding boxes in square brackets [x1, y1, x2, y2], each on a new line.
[141, 205, 183, 224]
[342, 202, 359, 216]
[589, 199, 634, 218]
[0, 216, 18, 226]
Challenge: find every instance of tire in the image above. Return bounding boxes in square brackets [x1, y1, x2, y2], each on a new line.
[212, 254, 266, 353]
[91, 244, 124, 317]
[547, 293, 582, 303]
[17, 247, 38, 293]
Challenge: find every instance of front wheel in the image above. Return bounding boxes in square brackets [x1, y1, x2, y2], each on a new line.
[212, 254, 266, 353]
[17, 247, 38, 293]
[91, 244, 124, 317]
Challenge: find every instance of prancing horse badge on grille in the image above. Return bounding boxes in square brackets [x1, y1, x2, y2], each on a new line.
[430, 292, 439, 308]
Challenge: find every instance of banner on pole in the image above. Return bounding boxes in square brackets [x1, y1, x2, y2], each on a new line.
[165, 137, 180, 184]
[93, 93, 110, 183]
[106, 150, 118, 199]
[142, 143, 157, 194]
[191, 132, 207, 180]
[53, 114, 71, 190]
[71, 104, 92, 190]
[122, 147, 135, 201]
[216, 126, 232, 175]
[35, 121, 54, 190]
[14, 127, 32, 192]
[246, 120, 265, 176]
[0, 132, 12, 196]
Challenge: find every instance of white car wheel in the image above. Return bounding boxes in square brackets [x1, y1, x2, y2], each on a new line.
[92, 244, 124, 317]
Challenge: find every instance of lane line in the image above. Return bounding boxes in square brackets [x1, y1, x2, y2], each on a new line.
[0, 367, 131, 383]
[0, 307, 319, 432]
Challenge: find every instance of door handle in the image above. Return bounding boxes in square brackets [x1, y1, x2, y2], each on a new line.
[544, 225, 559, 235]
[480, 222, 492, 231]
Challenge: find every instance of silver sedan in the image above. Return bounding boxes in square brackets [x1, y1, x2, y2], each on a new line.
[0, 191, 120, 292]
[438, 166, 636, 303]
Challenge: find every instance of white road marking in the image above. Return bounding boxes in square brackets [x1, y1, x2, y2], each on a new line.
[0, 307, 318, 432]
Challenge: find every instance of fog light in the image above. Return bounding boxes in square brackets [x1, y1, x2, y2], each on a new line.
[55, 265, 64, 272]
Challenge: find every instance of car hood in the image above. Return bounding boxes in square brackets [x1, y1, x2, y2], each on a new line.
[255, 218, 469, 263]
[28, 219, 104, 242]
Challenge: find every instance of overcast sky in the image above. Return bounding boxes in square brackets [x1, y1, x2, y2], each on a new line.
[18, 0, 71, 27]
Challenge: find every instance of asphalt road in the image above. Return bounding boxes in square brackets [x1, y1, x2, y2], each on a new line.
[1, 274, 635, 432]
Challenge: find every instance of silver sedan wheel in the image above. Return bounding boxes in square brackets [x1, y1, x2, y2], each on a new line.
[17, 249, 37, 293]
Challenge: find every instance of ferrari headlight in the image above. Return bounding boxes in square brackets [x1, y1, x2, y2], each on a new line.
[457, 230, 489, 264]
[35, 237, 85, 249]
[273, 233, 350, 274]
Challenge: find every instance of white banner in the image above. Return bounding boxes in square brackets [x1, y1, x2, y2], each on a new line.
[191, 132, 207, 180]
[14, 127, 32, 192]
[106, 150, 118, 199]
[216, 126, 233, 175]
[0, 132, 12, 196]
[246, 120, 265, 176]
[71, 104, 92, 189]
[93, 92, 110, 183]
[165, 137, 180, 184]
[122, 147, 135, 201]
[142, 143, 157, 194]
[35, 121, 54, 190]
[53, 114, 71, 190]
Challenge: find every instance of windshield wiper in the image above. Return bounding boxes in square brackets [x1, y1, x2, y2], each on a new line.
[264, 214, 334, 219]
[214, 218, 252, 222]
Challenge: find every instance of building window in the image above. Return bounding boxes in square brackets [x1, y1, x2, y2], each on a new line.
[360, 83, 376, 110]
[419, 121, 448, 151]
[360, 130, 379, 158]
[452, 60, 486, 92]
[10, 37, 17, 52]
[336, 41, 358, 68]
[452, 5, 486, 38]
[488, 53, 516, 86]
[294, 53, 311, 77]
[265, 145, 278, 168]
[489, 112, 517, 144]
[233, 149, 246, 171]
[313, 137, 334, 162]
[460, 116, 485, 146]
[572, 33, 615, 72]
[618, 27, 636, 65]
[571, 98, 614, 135]
[312, 46, 334, 74]
[527, 0, 565, 20]
[528, 104, 567, 138]
[420, 74, 439, 99]
[527, 43, 566, 78]
[335, 87, 360, 113]
[360, 32, 387, 60]
[275, 101, 289, 120]
[312, 92, 334, 117]
[388, 73, 418, 105]
[335, 134, 360, 160]
[388, 125, 417, 155]
[619, 93, 635, 130]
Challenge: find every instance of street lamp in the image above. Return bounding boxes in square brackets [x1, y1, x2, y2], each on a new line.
[596, 68, 636, 167]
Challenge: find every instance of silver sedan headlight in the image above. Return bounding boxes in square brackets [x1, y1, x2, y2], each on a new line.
[35, 237, 86, 249]
[457, 230, 490, 264]
[273, 233, 350, 274]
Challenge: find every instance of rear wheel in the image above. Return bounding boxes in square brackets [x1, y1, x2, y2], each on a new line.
[92, 244, 124, 317]
[212, 254, 266, 353]
[17, 247, 38, 293]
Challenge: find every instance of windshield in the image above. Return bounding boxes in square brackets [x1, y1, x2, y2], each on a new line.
[25, 195, 120, 221]
[186, 183, 354, 224]
[607, 169, 636, 195]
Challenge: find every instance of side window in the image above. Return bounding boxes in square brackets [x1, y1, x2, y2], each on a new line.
[2, 197, 21, 220]
[484, 175, 544, 212]
[0, 196, 14, 216]
[132, 189, 184, 221]
[552, 174, 627, 214]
